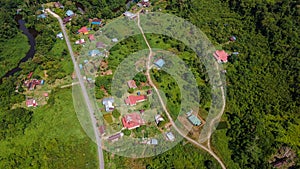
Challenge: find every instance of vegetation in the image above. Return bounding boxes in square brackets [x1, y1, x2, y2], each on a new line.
[0, 0, 298, 168]
[112, 109, 121, 119]
[0, 88, 98, 169]
[133, 72, 147, 86]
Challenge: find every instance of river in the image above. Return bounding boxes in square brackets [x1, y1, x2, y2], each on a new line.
[0, 17, 36, 82]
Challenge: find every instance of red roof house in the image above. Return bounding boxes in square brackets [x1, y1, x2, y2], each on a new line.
[122, 112, 145, 130]
[213, 50, 229, 63]
[77, 26, 89, 35]
[127, 80, 137, 89]
[88, 34, 95, 41]
[125, 95, 147, 106]
[26, 99, 38, 107]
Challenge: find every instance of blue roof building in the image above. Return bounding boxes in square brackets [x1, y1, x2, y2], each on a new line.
[66, 10, 74, 17]
[88, 49, 101, 57]
[154, 59, 165, 68]
[79, 64, 83, 69]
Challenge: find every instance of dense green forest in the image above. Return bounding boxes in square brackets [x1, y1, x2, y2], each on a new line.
[163, 0, 299, 168]
[0, 0, 299, 168]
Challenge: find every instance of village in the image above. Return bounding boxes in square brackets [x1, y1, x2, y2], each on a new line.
[28, 0, 236, 151]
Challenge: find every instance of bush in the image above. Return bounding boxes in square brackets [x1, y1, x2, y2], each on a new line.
[112, 109, 120, 119]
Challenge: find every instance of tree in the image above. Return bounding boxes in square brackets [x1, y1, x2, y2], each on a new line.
[112, 109, 120, 119]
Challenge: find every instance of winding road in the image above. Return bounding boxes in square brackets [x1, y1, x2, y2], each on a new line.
[46, 9, 105, 169]
[137, 13, 227, 169]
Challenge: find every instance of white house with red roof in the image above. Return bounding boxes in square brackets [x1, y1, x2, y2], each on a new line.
[213, 50, 229, 63]
[26, 99, 38, 107]
[122, 112, 145, 130]
[125, 95, 147, 106]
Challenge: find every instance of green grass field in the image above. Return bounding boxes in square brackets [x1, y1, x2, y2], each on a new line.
[0, 33, 30, 77]
[0, 88, 98, 169]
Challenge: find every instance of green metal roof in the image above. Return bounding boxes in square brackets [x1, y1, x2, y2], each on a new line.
[188, 115, 201, 126]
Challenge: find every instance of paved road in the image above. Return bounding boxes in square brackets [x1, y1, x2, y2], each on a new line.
[46, 9, 105, 169]
[137, 12, 227, 169]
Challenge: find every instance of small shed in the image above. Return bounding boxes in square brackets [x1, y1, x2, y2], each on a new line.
[112, 38, 118, 43]
[150, 138, 158, 145]
[166, 132, 175, 141]
[56, 32, 63, 39]
[229, 36, 237, 41]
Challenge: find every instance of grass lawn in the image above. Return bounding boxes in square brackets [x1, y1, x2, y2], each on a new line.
[0, 33, 30, 77]
[0, 88, 98, 169]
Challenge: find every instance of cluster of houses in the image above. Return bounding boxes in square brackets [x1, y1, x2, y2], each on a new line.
[23, 72, 45, 91]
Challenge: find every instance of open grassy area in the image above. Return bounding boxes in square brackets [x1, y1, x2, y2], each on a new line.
[0, 88, 98, 169]
[0, 33, 30, 77]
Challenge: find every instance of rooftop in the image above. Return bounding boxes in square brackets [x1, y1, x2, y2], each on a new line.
[154, 58, 165, 68]
[127, 80, 137, 89]
[66, 10, 74, 17]
[187, 114, 202, 126]
[122, 112, 145, 130]
[125, 95, 147, 106]
[213, 50, 229, 63]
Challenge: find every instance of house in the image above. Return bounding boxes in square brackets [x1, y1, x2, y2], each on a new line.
[54, 2, 64, 8]
[155, 114, 164, 125]
[88, 49, 101, 57]
[123, 11, 137, 19]
[154, 58, 165, 68]
[75, 39, 85, 45]
[37, 14, 47, 19]
[187, 114, 202, 126]
[90, 18, 101, 25]
[125, 95, 147, 106]
[24, 79, 44, 90]
[147, 138, 158, 145]
[77, 26, 89, 35]
[99, 125, 106, 135]
[127, 80, 137, 89]
[147, 89, 152, 95]
[79, 64, 83, 69]
[66, 10, 74, 17]
[213, 50, 229, 63]
[108, 132, 124, 142]
[88, 34, 95, 41]
[56, 32, 63, 40]
[166, 132, 175, 141]
[63, 16, 72, 24]
[102, 98, 114, 112]
[26, 99, 38, 107]
[96, 42, 106, 49]
[122, 112, 145, 130]
[112, 38, 118, 42]
[140, 0, 151, 7]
